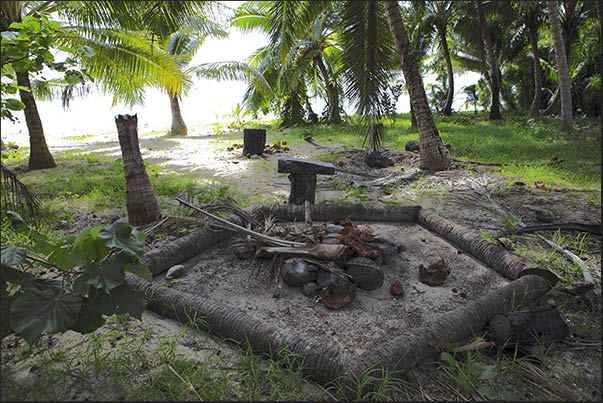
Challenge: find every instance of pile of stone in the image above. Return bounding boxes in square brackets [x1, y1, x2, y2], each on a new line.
[277, 220, 404, 309]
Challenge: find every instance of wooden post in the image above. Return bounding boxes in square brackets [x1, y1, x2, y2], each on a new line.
[242, 128, 266, 156]
[277, 157, 335, 205]
[115, 114, 162, 226]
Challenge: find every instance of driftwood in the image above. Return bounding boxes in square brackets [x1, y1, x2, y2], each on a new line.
[500, 222, 601, 236]
[261, 244, 349, 262]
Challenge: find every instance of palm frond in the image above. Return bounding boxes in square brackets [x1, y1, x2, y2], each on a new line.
[190, 61, 274, 97]
[0, 162, 41, 219]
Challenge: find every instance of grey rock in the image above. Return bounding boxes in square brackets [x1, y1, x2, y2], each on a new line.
[166, 264, 186, 280]
[405, 140, 420, 152]
[534, 208, 556, 223]
[301, 282, 319, 297]
[281, 258, 317, 287]
[371, 242, 399, 265]
[322, 237, 341, 245]
[317, 265, 350, 289]
[345, 257, 384, 290]
[365, 152, 395, 168]
[326, 224, 344, 234]
[250, 154, 260, 160]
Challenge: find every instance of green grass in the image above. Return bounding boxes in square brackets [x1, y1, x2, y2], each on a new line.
[266, 112, 600, 192]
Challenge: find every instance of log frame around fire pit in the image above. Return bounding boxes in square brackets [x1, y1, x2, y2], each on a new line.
[127, 204, 557, 388]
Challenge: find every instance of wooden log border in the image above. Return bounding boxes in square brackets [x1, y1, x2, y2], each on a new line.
[129, 204, 558, 387]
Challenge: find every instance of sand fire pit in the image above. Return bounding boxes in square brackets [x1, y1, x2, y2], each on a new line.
[126, 204, 557, 386]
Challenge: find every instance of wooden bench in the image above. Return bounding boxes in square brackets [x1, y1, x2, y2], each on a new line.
[277, 157, 335, 204]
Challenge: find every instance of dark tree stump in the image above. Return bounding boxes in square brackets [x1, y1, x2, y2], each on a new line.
[115, 114, 162, 226]
[288, 173, 317, 205]
[242, 128, 266, 156]
[488, 307, 569, 348]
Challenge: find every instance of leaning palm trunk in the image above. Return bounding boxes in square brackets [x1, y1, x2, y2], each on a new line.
[475, 1, 503, 120]
[168, 91, 188, 136]
[547, 1, 573, 133]
[16, 72, 57, 170]
[115, 114, 162, 226]
[313, 56, 342, 125]
[383, 0, 451, 171]
[527, 24, 543, 116]
[439, 28, 454, 116]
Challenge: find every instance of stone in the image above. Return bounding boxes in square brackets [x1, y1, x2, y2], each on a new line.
[301, 282, 319, 297]
[345, 257, 384, 290]
[405, 140, 420, 152]
[249, 154, 259, 160]
[364, 152, 395, 168]
[281, 258, 318, 287]
[316, 265, 351, 289]
[326, 224, 344, 234]
[371, 242, 399, 265]
[534, 208, 556, 223]
[322, 237, 341, 245]
[166, 264, 186, 280]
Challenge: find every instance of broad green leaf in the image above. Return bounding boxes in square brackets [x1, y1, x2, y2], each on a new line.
[1, 245, 27, 266]
[48, 248, 79, 271]
[125, 262, 153, 282]
[98, 223, 145, 256]
[72, 233, 109, 263]
[1, 294, 18, 339]
[0, 265, 32, 287]
[3, 98, 25, 111]
[5, 211, 27, 231]
[10, 280, 83, 344]
[33, 238, 57, 256]
[87, 284, 146, 319]
[78, 258, 126, 293]
[70, 303, 106, 334]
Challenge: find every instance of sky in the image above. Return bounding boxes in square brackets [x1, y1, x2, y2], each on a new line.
[2, 3, 481, 143]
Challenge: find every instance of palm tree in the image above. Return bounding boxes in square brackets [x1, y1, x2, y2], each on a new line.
[546, 1, 573, 133]
[2, 1, 57, 169]
[383, 0, 451, 171]
[340, 0, 397, 151]
[2, 1, 198, 169]
[157, 14, 226, 136]
[419, 1, 458, 115]
[474, 0, 503, 120]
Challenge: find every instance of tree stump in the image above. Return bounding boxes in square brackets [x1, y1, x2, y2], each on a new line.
[242, 128, 266, 156]
[115, 114, 162, 226]
[288, 173, 317, 205]
[277, 157, 335, 205]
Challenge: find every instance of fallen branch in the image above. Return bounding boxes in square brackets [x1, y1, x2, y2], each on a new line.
[175, 197, 304, 247]
[500, 222, 601, 236]
[261, 244, 348, 262]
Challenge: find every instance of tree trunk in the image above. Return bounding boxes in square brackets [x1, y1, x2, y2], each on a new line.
[168, 91, 187, 136]
[383, 0, 451, 171]
[438, 28, 454, 116]
[313, 56, 342, 125]
[115, 114, 162, 226]
[410, 102, 417, 128]
[547, 1, 573, 134]
[475, 1, 503, 120]
[527, 24, 543, 116]
[15, 72, 57, 170]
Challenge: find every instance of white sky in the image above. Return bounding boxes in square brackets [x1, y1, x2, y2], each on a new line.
[2, 2, 481, 142]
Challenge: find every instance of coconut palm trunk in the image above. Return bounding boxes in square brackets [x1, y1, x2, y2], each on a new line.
[313, 55, 342, 125]
[475, 1, 502, 120]
[383, 0, 451, 171]
[15, 72, 57, 170]
[115, 114, 162, 226]
[547, 1, 573, 134]
[168, 91, 188, 136]
[527, 23, 543, 116]
[438, 27, 454, 116]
